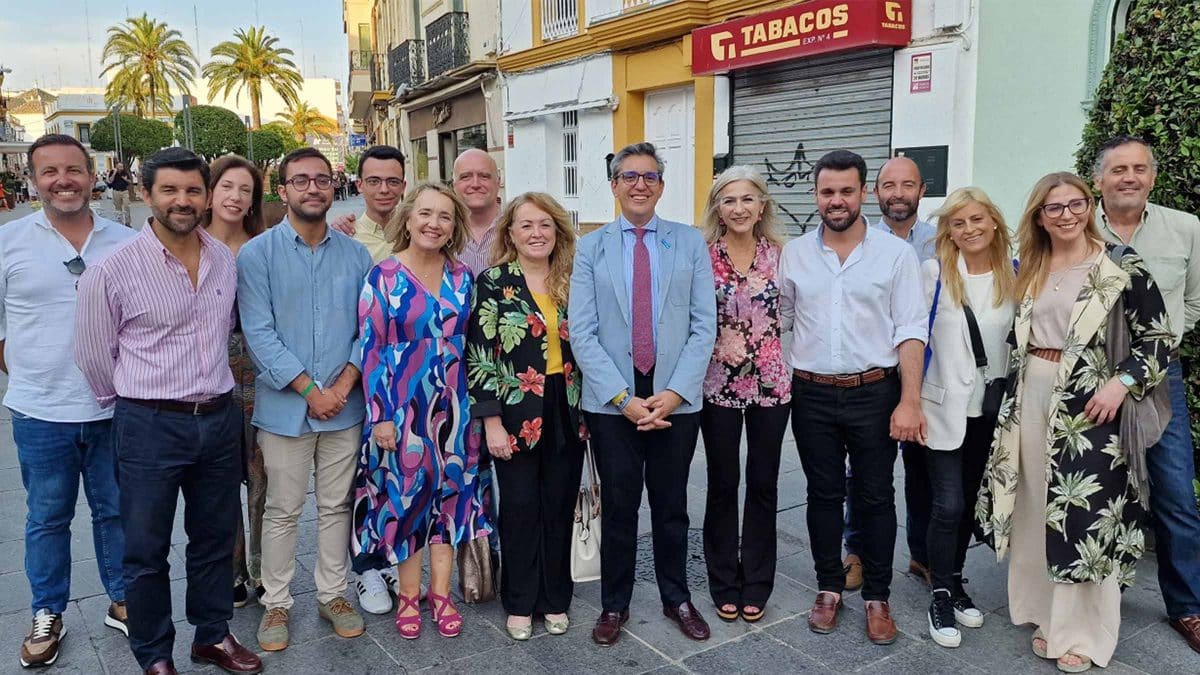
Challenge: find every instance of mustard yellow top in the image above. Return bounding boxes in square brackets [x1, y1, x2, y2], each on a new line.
[531, 291, 563, 375]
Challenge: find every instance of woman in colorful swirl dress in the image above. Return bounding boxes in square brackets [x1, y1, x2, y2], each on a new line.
[352, 182, 491, 639]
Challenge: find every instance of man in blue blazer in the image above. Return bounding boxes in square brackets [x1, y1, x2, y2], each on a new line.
[569, 142, 717, 646]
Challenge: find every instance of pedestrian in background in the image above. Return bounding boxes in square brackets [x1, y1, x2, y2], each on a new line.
[697, 166, 791, 624]
[467, 192, 586, 640]
[106, 162, 132, 226]
[915, 187, 1015, 648]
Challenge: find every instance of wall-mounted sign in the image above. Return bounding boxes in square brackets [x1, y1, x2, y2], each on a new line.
[895, 145, 948, 198]
[910, 52, 932, 93]
[691, 0, 912, 76]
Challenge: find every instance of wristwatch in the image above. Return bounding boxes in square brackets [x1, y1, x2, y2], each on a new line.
[1118, 373, 1137, 389]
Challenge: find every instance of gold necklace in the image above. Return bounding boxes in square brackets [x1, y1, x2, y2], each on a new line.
[1048, 247, 1092, 291]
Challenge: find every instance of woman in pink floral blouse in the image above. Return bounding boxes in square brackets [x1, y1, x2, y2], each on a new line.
[699, 166, 792, 623]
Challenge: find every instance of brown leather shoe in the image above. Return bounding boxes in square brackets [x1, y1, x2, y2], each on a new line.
[1170, 615, 1200, 654]
[591, 610, 629, 647]
[909, 559, 931, 587]
[663, 602, 710, 641]
[144, 661, 178, 675]
[865, 600, 898, 645]
[190, 634, 263, 673]
[807, 591, 841, 634]
[843, 554, 864, 591]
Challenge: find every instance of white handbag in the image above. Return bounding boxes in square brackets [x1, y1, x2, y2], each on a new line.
[570, 445, 602, 583]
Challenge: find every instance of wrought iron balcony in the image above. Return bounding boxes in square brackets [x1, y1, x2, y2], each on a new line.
[370, 53, 387, 93]
[349, 50, 374, 71]
[542, 0, 579, 40]
[389, 40, 427, 92]
[425, 12, 470, 80]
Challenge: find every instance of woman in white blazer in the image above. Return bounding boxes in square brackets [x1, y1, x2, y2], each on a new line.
[918, 187, 1016, 649]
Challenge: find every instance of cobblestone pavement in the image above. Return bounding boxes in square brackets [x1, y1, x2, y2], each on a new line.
[1, 198, 1198, 672]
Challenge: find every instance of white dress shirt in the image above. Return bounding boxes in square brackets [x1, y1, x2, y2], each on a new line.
[0, 210, 136, 422]
[780, 224, 926, 374]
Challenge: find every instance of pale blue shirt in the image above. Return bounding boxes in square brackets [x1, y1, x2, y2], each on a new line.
[873, 218, 937, 264]
[236, 219, 374, 437]
[620, 213, 662, 339]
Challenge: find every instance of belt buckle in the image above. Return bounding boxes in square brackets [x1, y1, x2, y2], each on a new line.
[834, 373, 858, 386]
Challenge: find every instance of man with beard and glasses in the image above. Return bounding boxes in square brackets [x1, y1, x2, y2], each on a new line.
[237, 147, 373, 652]
[779, 149, 926, 646]
[74, 147, 262, 675]
[843, 156, 938, 592]
[1092, 135, 1200, 654]
[1, 134, 135, 669]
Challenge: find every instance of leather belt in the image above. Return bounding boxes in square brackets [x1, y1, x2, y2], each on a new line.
[121, 391, 232, 415]
[1169, 348, 1181, 362]
[793, 367, 895, 388]
[1029, 348, 1062, 362]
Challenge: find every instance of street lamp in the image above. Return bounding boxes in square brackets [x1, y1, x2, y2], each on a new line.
[244, 115, 254, 162]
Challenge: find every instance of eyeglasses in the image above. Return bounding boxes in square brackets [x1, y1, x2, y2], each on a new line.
[616, 171, 662, 186]
[284, 175, 334, 190]
[362, 177, 404, 188]
[63, 256, 86, 276]
[1040, 198, 1090, 219]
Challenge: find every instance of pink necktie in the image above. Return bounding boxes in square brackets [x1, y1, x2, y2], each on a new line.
[632, 228, 655, 375]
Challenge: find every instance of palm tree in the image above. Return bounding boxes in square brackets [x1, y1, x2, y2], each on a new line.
[100, 14, 198, 120]
[204, 27, 303, 129]
[275, 102, 338, 143]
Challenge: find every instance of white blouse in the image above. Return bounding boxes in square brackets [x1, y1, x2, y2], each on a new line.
[963, 271, 1016, 417]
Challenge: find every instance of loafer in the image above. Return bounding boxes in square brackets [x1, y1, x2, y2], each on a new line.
[144, 660, 178, 675]
[865, 600, 898, 645]
[807, 591, 841, 634]
[591, 610, 628, 646]
[843, 554, 864, 591]
[909, 559, 931, 587]
[662, 601, 710, 641]
[190, 634, 263, 674]
[1170, 615, 1200, 655]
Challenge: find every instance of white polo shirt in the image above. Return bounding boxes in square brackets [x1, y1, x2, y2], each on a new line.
[0, 211, 136, 422]
[779, 224, 927, 375]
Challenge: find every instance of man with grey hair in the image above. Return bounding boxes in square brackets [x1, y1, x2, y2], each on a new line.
[1093, 134, 1200, 654]
[570, 142, 717, 646]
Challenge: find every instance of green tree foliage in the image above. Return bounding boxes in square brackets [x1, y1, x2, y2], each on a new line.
[90, 113, 173, 159]
[248, 129, 285, 167]
[259, 121, 303, 153]
[100, 14, 198, 120]
[176, 105, 247, 160]
[203, 26, 304, 129]
[275, 101, 338, 142]
[345, 153, 360, 175]
[1075, 0, 1200, 461]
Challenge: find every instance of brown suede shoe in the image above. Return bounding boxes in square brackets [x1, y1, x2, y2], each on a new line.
[807, 591, 841, 634]
[843, 554, 864, 591]
[144, 660, 178, 675]
[663, 602, 710, 641]
[190, 634, 263, 674]
[865, 600, 898, 645]
[591, 610, 629, 647]
[909, 559, 931, 587]
[1170, 615, 1200, 654]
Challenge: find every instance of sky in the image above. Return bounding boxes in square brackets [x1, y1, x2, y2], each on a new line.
[0, 1, 347, 93]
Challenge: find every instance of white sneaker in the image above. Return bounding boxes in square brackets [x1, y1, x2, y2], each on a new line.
[928, 591, 961, 648]
[355, 569, 392, 615]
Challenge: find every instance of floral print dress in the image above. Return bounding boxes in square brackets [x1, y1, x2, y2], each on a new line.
[702, 237, 791, 408]
[351, 257, 491, 569]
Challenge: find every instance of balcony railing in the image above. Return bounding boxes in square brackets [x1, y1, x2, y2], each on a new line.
[389, 40, 427, 92]
[370, 53, 387, 93]
[426, 12, 470, 80]
[542, 0, 579, 40]
[349, 50, 374, 71]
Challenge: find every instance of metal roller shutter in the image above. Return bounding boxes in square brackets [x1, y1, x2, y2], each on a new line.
[731, 49, 894, 238]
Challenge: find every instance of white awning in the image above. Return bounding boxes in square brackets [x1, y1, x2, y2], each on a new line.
[503, 96, 616, 122]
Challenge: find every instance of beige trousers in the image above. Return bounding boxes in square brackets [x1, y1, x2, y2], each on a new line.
[111, 189, 130, 224]
[259, 425, 361, 609]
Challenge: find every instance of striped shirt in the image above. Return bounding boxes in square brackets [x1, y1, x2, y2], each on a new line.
[458, 220, 499, 276]
[74, 221, 237, 406]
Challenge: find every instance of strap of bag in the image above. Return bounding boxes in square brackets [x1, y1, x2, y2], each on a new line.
[961, 304, 988, 369]
[924, 264, 942, 376]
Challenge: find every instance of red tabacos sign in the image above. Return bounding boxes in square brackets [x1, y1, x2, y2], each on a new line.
[692, 0, 913, 75]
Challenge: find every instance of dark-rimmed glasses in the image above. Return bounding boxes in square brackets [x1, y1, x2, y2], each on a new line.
[284, 175, 334, 190]
[1040, 198, 1090, 219]
[362, 177, 404, 188]
[615, 171, 662, 186]
[63, 256, 86, 276]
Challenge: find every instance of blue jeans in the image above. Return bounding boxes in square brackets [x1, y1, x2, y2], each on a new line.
[1148, 361, 1200, 619]
[11, 410, 125, 614]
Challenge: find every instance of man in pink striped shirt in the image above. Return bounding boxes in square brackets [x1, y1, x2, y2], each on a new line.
[74, 147, 263, 675]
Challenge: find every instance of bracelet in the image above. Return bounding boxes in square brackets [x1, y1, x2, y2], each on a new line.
[611, 389, 630, 409]
[301, 381, 317, 398]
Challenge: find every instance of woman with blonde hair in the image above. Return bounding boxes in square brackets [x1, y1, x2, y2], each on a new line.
[698, 165, 791, 623]
[352, 182, 492, 639]
[916, 187, 1015, 649]
[977, 172, 1172, 671]
[466, 192, 587, 639]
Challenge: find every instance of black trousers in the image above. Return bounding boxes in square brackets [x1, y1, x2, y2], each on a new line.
[495, 375, 586, 616]
[700, 403, 790, 608]
[845, 442, 930, 567]
[792, 373, 900, 601]
[585, 372, 700, 611]
[113, 397, 241, 670]
[920, 415, 993, 591]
